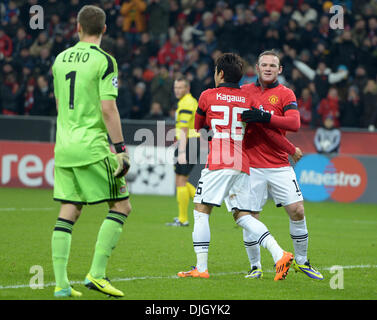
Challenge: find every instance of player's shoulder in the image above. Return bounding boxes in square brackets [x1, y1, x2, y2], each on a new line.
[240, 83, 257, 96]
[88, 45, 116, 67]
[91, 45, 115, 60]
[241, 83, 261, 97]
[89, 46, 118, 80]
[241, 82, 257, 90]
[276, 83, 296, 98]
[198, 88, 217, 111]
[54, 46, 73, 65]
[198, 87, 216, 102]
[277, 83, 294, 93]
[200, 87, 217, 97]
[181, 93, 198, 105]
[178, 94, 197, 112]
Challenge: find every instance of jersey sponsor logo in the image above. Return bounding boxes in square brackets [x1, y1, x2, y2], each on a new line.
[294, 154, 367, 202]
[216, 93, 245, 103]
[268, 95, 279, 104]
[112, 76, 118, 88]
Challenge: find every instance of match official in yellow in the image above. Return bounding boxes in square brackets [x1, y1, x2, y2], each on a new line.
[167, 77, 200, 227]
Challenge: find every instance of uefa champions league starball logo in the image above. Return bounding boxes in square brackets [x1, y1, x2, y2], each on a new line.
[133, 152, 167, 188]
[112, 76, 118, 88]
[137, 163, 166, 188]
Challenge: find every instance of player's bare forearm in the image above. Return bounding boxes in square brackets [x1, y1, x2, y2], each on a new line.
[177, 127, 188, 165]
[178, 127, 188, 153]
[101, 100, 124, 144]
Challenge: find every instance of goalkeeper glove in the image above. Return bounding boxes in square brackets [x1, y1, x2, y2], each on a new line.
[241, 107, 271, 123]
[113, 142, 130, 178]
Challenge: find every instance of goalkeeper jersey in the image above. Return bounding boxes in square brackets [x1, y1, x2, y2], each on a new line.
[52, 41, 118, 167]
[175, 93, 200, 140]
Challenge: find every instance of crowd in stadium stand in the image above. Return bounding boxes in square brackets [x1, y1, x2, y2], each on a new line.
[1, 0, 377, 130]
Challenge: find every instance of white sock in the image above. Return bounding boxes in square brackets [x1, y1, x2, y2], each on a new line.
[192, 210, 210, 272]
[236, 214, 283, 264]
[243, 228, 261, 269]
[290, 218, 308, 265]
[196, 252, 208, 272]
[261, 235, 284, 263]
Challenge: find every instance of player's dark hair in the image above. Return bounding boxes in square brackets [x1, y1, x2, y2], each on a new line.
[257, 50, 281, 66]
[215, 53, 244, 84]
[77, 5, 106, 36]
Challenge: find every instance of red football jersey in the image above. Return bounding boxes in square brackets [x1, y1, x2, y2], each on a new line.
[242, 81, 299, 168]
[196, 83, 258, 174]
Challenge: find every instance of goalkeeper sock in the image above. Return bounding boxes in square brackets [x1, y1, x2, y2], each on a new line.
[89, 210, 127, 279]
[186, 182, 197, 199]
[243, 228, 262, 269]
[192, 210, 210, 272]
[290, 218, 308, 265]
[177, 186, 190, 223]
[51, 218, 74, 289]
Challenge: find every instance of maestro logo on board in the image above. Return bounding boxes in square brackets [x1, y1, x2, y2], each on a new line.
[294, 154, 367, 202]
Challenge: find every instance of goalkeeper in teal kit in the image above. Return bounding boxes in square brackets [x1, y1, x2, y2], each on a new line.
[51, 5, 131, 298]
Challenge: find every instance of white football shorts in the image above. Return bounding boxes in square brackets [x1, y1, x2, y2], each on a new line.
[248, 166, 304, 212]
[193, 168, 252, 212]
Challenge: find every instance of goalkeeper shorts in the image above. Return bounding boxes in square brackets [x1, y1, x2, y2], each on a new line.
[53, 154, 129, 205]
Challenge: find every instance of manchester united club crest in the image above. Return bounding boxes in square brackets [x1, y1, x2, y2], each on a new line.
[268, 95, 279, 104]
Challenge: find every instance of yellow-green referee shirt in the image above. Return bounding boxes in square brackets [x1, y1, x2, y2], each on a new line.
[175, 93, 200, 140]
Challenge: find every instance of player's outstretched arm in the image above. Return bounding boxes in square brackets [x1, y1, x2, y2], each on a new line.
[269, 109, 300, 132]
[242, 108, 300, 132]
[101, 100, 130, 177]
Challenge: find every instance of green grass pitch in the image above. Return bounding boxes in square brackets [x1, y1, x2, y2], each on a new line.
[0, 187, 376, 300]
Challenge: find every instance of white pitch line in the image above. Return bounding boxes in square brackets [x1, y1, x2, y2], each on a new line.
[1, 264, 376, 290]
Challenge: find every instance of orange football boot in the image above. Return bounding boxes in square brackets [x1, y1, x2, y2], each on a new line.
[178, 266, 210, 278]
[274, 251, 294, 281]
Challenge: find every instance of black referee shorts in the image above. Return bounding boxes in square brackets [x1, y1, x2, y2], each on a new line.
[174, 137, 200, 176]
